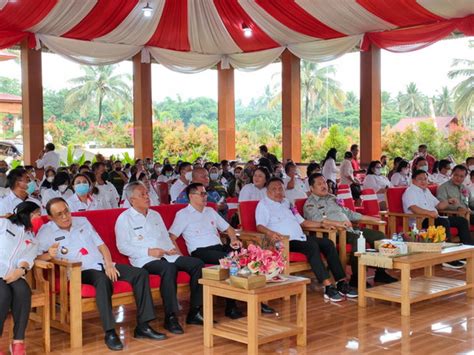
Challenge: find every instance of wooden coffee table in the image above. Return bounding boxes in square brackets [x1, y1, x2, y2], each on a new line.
[358, 245, 474, 316]
[199, 275, 310, 354]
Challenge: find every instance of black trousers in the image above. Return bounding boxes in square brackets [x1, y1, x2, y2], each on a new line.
[143, 256, 204, 315]
[347, 228, 386, 278]
[423, 216, 472, 245]
[290, 237, 346, 283]
[81, 264, 155, 332]
[0, 278, 31, 340]
[191, 244, 237, 309]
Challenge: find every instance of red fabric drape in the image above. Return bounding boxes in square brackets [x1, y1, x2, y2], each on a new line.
[63, 0, 138, 40]
[0, 31, 27, 50]
[0, 0, 57, 32]
[256, 0, 344, 39]
[146, 0, 190, 51]
[214, 0, 279, 52]
[357, 0, 444, 27]
[361, 16, 474, 52]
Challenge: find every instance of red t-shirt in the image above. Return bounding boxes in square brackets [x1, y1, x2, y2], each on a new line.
[351, 158, 360, 171]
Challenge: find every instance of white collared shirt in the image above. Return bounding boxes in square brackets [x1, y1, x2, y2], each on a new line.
[41, 188, 73, 208]
[37, 217, 105, 271]
[115, 208, 175, 267]
[0, 190, 41, 217]
[283, 176, 308, 204]
[66, 193, 109, 212]
[322, 158, 338, 183]
[431, 173, 450, 186]
[96, 182, 120, 208]
[0, 219, 37, 278]
[238, 184, 267, 202]
[390, 172, 410, 187]
[339, 159, 354, 185]
[363, 174, 392, 202]
[402, 184, 439, 214]
[169, 204, 229, 253]
[255, 197, 306, 242]
[170, 179, 187, 203]
[36, 150, 60, 170]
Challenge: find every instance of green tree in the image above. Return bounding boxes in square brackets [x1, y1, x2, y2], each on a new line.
[399, 82, 429, 117]
[434, 86, 453, 116]
[0, 77, 21, 95]
[448, 41, 473, 127]
[322, 125, 348, 160]
[66, 65, 131, 126]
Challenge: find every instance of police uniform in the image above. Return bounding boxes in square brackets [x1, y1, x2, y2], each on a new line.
[0, 218, 37, 340]
[115, 207, 204, 316]
[36, 217, 156, 332]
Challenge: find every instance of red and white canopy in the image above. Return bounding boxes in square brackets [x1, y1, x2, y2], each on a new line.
[0, 0, 472, 72]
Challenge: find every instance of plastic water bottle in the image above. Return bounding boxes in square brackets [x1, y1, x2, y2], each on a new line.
[230, 261, 239, 276]
[357, 231, 366, 253]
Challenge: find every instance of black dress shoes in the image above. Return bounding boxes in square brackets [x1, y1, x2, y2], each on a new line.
[164, 314, 184, 334]
[104, 330, 123, 351]
[134, 324, 167, 340]
[186, 310, 204, 325]
[224, 306, 244, 319]
[261, 303, 275, 314]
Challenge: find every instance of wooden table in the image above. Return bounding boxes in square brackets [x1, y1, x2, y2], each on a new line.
[199, 276, 310, 354]
[358, 245, 474, 316]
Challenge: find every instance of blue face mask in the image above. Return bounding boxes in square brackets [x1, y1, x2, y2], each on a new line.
[75, 183, 89, 196]
[420, 165, 429, 172]
[26, 181, 36, 195]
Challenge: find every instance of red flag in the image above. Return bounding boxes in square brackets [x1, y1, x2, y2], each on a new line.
[79, 248, 89, 256]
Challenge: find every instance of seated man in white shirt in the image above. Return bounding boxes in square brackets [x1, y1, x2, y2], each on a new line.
[402, 169, 471, 268]
[169, 162, 192, 203]
[0, 168, 41, 217]
[37, 198, 165, 351]
[116, 182, 205, 335]
[431, 159, 452, 186]
[35, 143, 60, 170]
[256, 177, 357, 302]
[283, 162, 309, 204]
[169, 183, 274, 318]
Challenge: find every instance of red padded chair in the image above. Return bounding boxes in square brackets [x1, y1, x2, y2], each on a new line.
[226, 196, 239, 222]
[360, 188, 381, 217]
[157, 182, 170, 204]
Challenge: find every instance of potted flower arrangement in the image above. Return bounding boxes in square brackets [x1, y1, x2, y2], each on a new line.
[399, 225, 447, 252]
[219, 244, 286, 283]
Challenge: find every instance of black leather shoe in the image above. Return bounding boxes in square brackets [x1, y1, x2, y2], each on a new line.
[134, 325, 167, 340]
[186, 311, 204, 325]
[261, 303, 275, 314]
[104, 330, 123, 351]
[374, 271, 398, 284]
[225, 306, 244, 319]
[164, 314, 184, 334]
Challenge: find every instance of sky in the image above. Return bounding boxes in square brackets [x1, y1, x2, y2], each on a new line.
[0, 37, 471, 105]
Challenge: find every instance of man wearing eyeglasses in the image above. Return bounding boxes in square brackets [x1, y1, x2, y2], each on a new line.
[403, 169, 472, 269]
[36, 198, 165, 351]
[169, 182, 245, 319]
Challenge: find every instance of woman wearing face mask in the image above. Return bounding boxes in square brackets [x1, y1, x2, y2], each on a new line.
[227, 166, 245, 198]
[66, 174, 108, 212]
[390, 160, 410, 187]
[412, 157, 434, 183]
[0, 201, 49, 355]
[123, 172, 160, 207]
[362, 160, 392, 210]
[238, 166, 270, 202]
[39, 168, 56, 193]
[0, 168, 42, 217]
[431, 159, 452, 185]
[41, 172, 73, 208]
[156, 164, 175, 183]
[150, 163, 162, 181]
[208, 166, 227, 199]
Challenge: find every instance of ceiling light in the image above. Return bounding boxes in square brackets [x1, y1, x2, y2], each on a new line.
[142, 2, 153, 17]
[242, 24, 252, 38]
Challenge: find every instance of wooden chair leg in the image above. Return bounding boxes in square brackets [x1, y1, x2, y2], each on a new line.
[43, 296, 51, 353]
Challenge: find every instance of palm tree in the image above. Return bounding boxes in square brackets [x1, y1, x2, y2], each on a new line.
[434, 86, 453, 116]
[66, 65, 131, 126]
[300, 61, 345, 126]
[448, 42, 473, 127]
[399, 82, 429, 117]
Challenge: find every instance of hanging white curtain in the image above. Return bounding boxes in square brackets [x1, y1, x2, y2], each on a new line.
[288, 35, 362, 63]
[38, 34, 141, 65]
[147, 46, 221, 73]
[226, 47, 284, 71]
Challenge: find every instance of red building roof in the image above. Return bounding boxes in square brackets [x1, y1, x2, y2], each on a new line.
[392, 116, 458, 135]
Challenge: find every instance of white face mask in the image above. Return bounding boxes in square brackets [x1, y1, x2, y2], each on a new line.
[210, 173, 219, 180]
[185, 171, 193, 182]
[446, 170, 452, 176]
[58, 184, 68, 193]
[401, 168, 409, 176]
[420, 165, 429, 172]
[46, 176, 54, 183]
[469, 165, 474, 172]
[374, 168, 382, 176]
